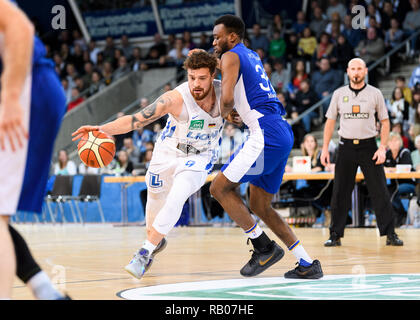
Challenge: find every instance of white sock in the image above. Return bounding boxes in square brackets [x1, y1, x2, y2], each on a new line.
[27, 271, 63, 300]
[142, 240, 157, 254]
[288, 240, 313, 267]
[244, 222, 263, 239]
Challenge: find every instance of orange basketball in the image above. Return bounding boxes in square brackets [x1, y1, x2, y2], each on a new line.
[77, 131, 116, 168]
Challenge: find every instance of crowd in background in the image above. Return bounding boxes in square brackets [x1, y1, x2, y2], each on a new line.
[48, 0, 420, 226]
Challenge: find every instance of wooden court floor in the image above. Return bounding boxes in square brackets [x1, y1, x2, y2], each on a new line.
[9, 224, 420, 300]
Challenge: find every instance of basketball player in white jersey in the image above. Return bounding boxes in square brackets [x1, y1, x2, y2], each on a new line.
[72, 51, 234, 279]
[0, 0, 34, 299]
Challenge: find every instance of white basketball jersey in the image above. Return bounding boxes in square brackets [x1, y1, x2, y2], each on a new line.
[153, 80, 225, 165]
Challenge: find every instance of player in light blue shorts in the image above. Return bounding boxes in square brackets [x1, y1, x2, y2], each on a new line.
[210, 15, 323, 279]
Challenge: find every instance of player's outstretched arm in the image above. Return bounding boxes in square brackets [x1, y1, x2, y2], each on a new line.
[72, 90, 183, 141]
[219, 51, 239, 118]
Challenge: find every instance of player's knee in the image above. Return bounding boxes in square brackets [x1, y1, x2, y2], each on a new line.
[209, 180, 220, 199]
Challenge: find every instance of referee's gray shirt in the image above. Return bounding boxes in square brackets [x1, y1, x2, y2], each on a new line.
[325, 84, 389, 139]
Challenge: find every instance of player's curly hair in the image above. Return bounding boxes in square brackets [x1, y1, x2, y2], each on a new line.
[183, 51, 218, 75]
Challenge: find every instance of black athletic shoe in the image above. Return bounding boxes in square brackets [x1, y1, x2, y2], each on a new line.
[386, 232, 404, 246]
[145, 238, 168, 271]
[284, 259, 323, 279]
[324, 232, 341, 247]
[56, 294, 72, 300]
[240, 240, 284, 277]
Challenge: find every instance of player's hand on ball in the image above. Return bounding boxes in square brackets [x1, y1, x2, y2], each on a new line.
[71, 125, 100, 141]
[225, 110, 242, 126]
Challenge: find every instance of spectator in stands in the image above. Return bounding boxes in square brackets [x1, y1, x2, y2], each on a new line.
[61, 78, 72, 104]
[103, 36, 117, 63]
[89, 71, 105, 96]
[291, 78, 320, 133]
[330, 34, 354, 71]
[113, 55, 131, 81]
[167, 37, 189, 66]
[197, 32, 212, 51]
[114, 112, 133, 151]
[411, 134, 420, 170]
[54, 150, 77, 176]
[355, 27, 385, 86]
[132, 126, 154, 154]
[53, 52, 66, 77]
[388, 87, 410, 125]
[151, 122, 162, 142]
[122, 137, 141, 168]
[60, 43, 72, 65]
[396, 76, 413, 106]
[392, 121, 413, 150]
[78, 163, 101, 175]
[285, 33, 299, 62]
[366, 3, 383, 29]
[269, 29, 286, 61]
[285, 134, 332, 226]
[88, 40, 101, 65]
[120, 34, 133, 60]
[72, 29, 87, 51]
[290, 59, 309, 93]
[342, 14, 364, 49]
[74, 76, 87, 94]
[112, 49, 124, 69]
[314, 32, 334, 61]
[311, 57, 343, 113]
[65, 63, 78, 90]
[409, 56, 420, 89]
[326, 0, 347, 21]
[292, 11, 308, 35]
[368, 16, 385, 39]
[102, 61, 114, 86]
[412, 92, 420, 126]
[277, 91, 305, 147]
[267, 14, 285, 40]
[385, 17, 405, 50]
[113, 150, 134, 176]
[82, 61, 94, 88]
[264, 62, 272, 79]
[309, 6, 329, 39]
[131, 47, 143, 71]
[67, 87, 85, 112]
[325, 12, 344, 36]
[182, 31, 196, 50]
[95, 51, 105, 73]
[384, 132, 416, 226]
[381, 1, 396, 31]
[298, 27, 318, 61]
[270, 59, 290, 93]
[148, 32, 168, 59]
[403, 0, 420, 56]
[250, 23, 269, 53]
[220, 123, 245, 164]
[72, 43, 85, 74]
[256, 48, 268, 64]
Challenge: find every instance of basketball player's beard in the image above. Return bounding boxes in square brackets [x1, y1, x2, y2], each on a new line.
[191, 85, 212, 101]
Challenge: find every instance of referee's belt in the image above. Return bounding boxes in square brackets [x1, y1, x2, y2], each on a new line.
[340, 137, 376, 145]
[176, 143, 202, 155]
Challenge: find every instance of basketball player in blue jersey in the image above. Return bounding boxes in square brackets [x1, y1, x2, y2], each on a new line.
[210, 15, 323, 279]
[0, 0, 68, 299]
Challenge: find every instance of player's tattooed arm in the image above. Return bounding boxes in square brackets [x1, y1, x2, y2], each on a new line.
[72, 91, 182, 139]
[130, 96, 172, 130]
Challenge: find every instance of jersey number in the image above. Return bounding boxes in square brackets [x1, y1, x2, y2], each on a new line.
[255, 64, 275, 93]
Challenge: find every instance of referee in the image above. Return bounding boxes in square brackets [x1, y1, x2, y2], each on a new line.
[320, 58, 403, 247]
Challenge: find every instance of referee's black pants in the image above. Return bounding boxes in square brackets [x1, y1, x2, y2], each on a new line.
[330, 137, 395, 237]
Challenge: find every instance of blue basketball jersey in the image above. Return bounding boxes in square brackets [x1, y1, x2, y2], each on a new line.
[230, 43, 285, 125]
